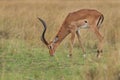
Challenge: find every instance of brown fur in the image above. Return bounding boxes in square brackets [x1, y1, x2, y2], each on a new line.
[40, 9, 104, 57]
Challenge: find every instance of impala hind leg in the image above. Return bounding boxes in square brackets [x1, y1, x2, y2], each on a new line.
[90, 25, 104, 58]
[76, 30, 86, 57]
[96, 33, 104, 58]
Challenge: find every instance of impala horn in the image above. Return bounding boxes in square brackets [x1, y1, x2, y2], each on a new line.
[38, 17, 48, 45]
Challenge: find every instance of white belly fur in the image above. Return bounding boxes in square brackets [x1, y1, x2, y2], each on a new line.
[80, 23, 89, 29]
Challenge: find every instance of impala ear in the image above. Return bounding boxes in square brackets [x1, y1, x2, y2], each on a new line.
[53, 36, 59, 43]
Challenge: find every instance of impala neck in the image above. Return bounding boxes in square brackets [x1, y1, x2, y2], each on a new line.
[52, 24, 69, 49]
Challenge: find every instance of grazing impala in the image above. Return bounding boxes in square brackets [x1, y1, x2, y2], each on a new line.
[38, 9, 104, 58]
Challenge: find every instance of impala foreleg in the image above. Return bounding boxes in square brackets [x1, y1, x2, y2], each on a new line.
[69, 32, 75, 57]
[76, 30, 86, 57]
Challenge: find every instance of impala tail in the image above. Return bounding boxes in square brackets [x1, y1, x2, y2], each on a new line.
[38, 17, 48, 46]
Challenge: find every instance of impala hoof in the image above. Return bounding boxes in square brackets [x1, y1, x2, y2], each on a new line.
[67, 54, 72, 57]
[83, 54, 86, 58]
[97, 54, 101, 59]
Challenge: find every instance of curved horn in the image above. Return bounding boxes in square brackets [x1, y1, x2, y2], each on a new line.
[38, 17, 48, 45]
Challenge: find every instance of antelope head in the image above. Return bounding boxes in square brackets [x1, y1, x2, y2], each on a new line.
[38, 18, 57, 56]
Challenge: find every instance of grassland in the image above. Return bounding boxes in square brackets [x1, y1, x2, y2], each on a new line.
[0, 0, 120, 80]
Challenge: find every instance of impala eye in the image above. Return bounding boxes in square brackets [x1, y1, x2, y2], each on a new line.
[49, 46, 53, 49]
[49, 46, 52, 49]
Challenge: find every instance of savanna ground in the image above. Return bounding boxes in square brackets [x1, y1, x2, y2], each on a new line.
[0, 0, 120, 80]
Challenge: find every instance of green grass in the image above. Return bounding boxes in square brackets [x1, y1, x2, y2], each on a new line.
[0, 39, 119, 80]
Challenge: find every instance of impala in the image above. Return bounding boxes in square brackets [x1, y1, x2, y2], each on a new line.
[38, 9, 104, 58]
